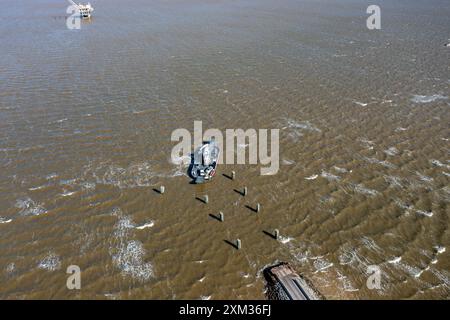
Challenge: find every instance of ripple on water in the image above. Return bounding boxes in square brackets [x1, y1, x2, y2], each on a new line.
[15, 197, 47, 216]
[411, 94, 447, 104]
[135, 221, 155, 230]
[320, 171, 340, 181]
[0, 217, 13, 224]
[83, 161, 185, 189]
[384, 147, 399, 156]
[313, 258, 334, 273]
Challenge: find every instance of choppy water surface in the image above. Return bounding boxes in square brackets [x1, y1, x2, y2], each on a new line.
[0, 0, 449, 299]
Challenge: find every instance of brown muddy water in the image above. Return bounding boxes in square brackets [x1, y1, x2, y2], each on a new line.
[0, 0, 449, 299]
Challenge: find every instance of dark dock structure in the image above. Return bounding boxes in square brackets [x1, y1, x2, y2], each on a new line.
[264, 262, 322, 300]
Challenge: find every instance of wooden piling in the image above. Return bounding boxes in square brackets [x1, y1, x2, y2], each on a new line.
[256, 203, 260, 213]
[204, 195, 209, 204]
[160, 186, 165, 194]
[274, 229, 279, 240]
[243, 187, 248, 196]
[231, 171, 235, 180]
[219, 211, 224, 222]
[236, 239, 242, 250]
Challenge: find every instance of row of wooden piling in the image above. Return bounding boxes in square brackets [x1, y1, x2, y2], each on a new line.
[156, 170, 279, 250]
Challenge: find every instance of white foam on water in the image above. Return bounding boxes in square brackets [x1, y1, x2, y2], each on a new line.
[393, 199, 414, 215]
[305, 174, 318, 180]
[394, 262, 425, 279]
[358, 138, 375, 149]
[194, 260, 206, 264]
[282, 159, 295, 165]
[109, 211, 153, 281]
[416, 172, 433, 183]
[107, 163, 152, 188]
[321, 171, 340, 181]
[411, 94, 448, 104]
[15, 197, 47, 216]
[104, 293, 120, 300]
[111, 240, 153, 282]
[59, 178, 77, 186]
[200, 295, 211, 300]
[261, 168, 279, 175]
[388, 257, 402, 264]
[430, 269, 450, 287]
[361, 236, 383, 254]
[333, 166, 348, 173]
[354, 184, 379, 197]
[363, 156, 397, 169]
[61, 190, 77, 197]
[46, 173, 58, 180]
[395, 127, 408, 132]
[171, 155, 191, 166]
[113, 215, 136, 238]
[284, 118, 321, 133]
[418, 248, 433, 259]
[110, 207, 123, 217]
[442, 172, 450, 177]
[168, 168, 187, 178]
[353, 101, 368, 107]
[434, 246, 446, 254]
[0, 217, 13, 224]
[415, 266, 431, 278]
[337, 271, 359, 292]
[415, 210, 433, 217]
[338, 246, 371, 272]
[6, 263, 15, 274]
[384, 147, 399, 156]
[135, 221, 154, 230]
[198, 276, 206, 282]
[38, 252, 61, 271]
[291, 251, 309, 264]
[286, 130, 303, 141]
[384, 175, 404, 188]
[430, 159, 450, 169]
[29, 185, 47, 191]
[90, 161, 184, 189]
[279, 236, 294, 244]
[313, 258, 334, 273]
[80, 182, 96, 190]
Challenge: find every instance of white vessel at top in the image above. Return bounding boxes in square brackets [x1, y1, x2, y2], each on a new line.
[68, 0, 94, 18]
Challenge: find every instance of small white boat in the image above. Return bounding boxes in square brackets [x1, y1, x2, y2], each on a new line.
[68, 1, 94, 18]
